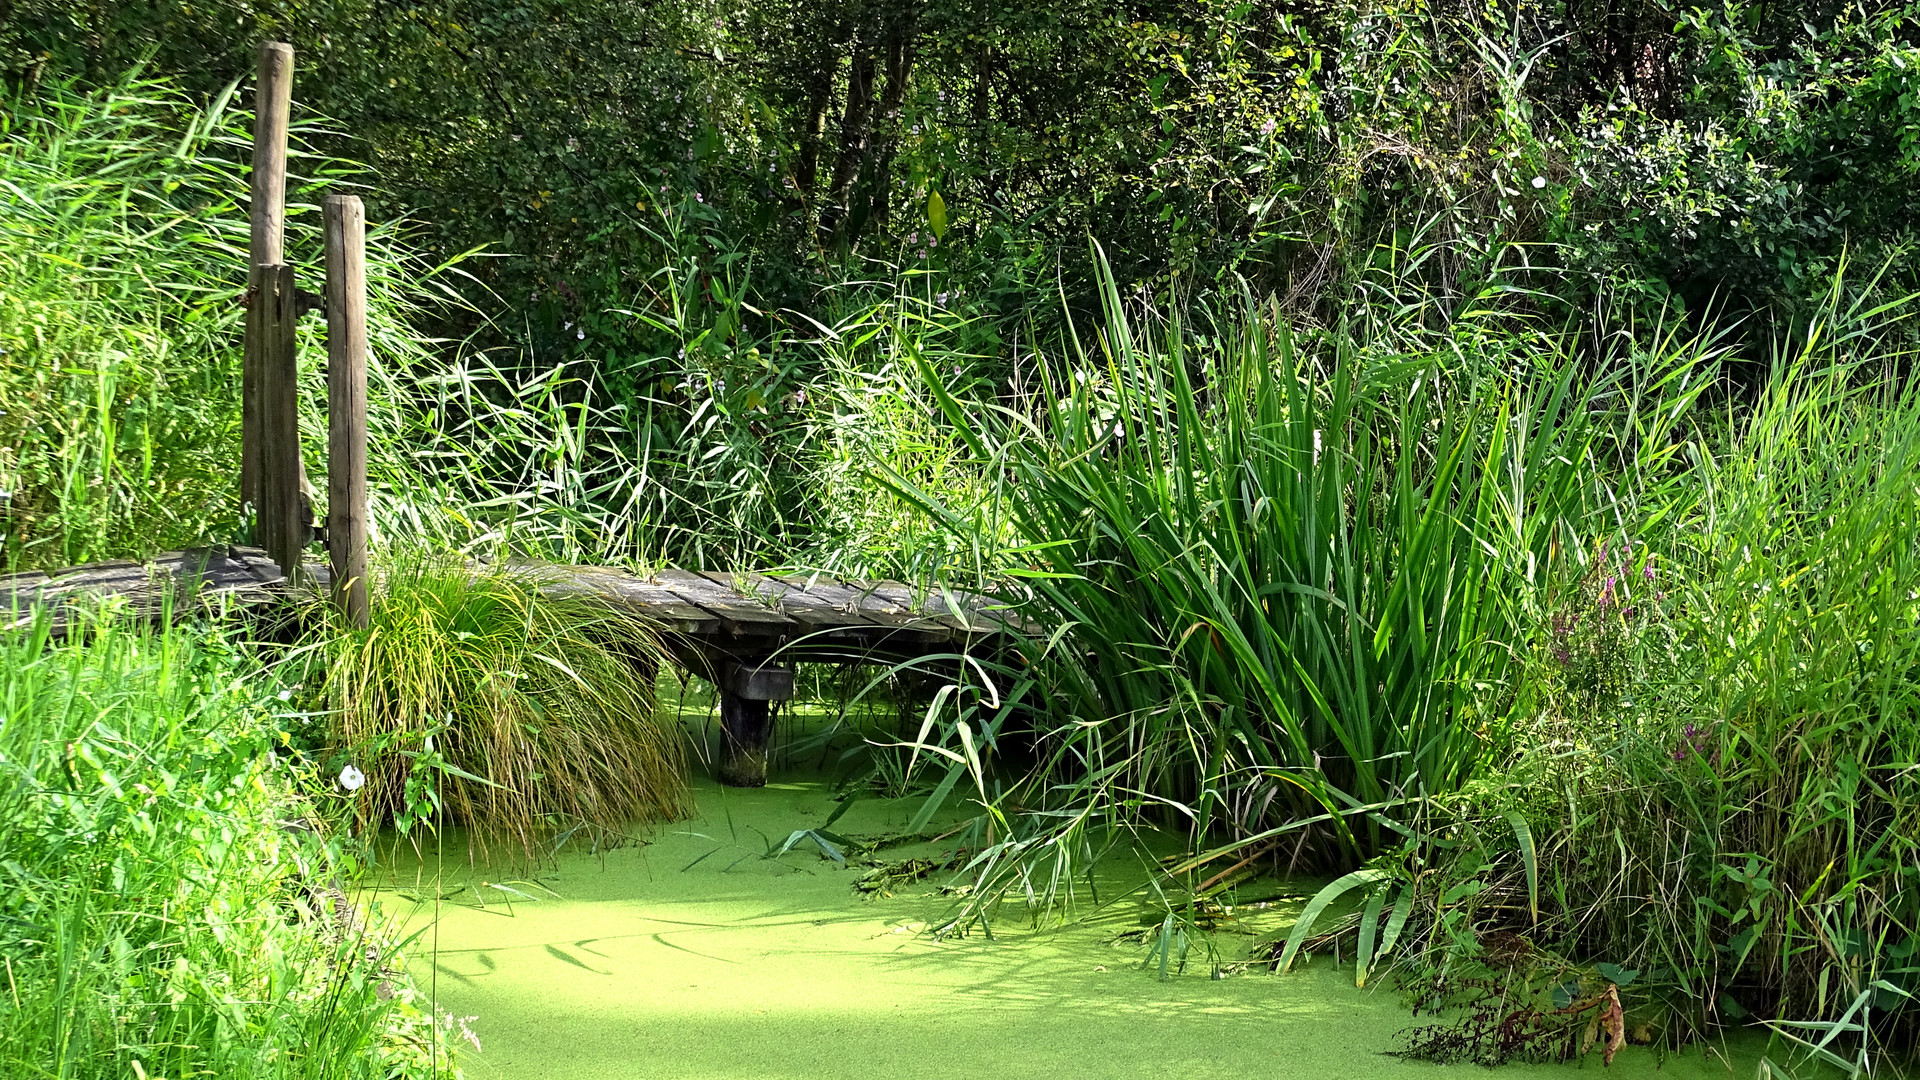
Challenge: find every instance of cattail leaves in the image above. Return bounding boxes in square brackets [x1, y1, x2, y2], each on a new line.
[1275, 868, 1391, 974]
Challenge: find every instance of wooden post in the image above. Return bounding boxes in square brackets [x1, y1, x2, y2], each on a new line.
[324, 195, 369, 627]
[256, 263, 305, 580]
[717, 659, 795, 787]
[242, 42, 294, 510]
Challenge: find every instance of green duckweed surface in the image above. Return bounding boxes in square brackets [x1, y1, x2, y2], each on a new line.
[374, 772, 1796, 1080]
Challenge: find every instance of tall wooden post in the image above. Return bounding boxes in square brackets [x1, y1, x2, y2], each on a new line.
[243, 42, 294, 511]
[325, 195, 370, 627]
[256, 264, 305, 581]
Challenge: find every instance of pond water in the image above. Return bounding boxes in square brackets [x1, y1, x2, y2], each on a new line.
[370, 767, 1801, 1080]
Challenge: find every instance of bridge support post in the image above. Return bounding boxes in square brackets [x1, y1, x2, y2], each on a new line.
[717, 659, 794, 788]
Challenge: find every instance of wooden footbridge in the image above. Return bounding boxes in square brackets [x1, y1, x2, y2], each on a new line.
[0, 547, 1032, 787]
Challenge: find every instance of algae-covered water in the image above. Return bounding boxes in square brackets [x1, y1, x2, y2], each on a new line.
[371, 767, 1799, 1080]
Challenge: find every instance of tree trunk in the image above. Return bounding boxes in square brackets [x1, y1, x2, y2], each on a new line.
[793, 63, 836, 207]
[822, 42, 879, 237]
[861, 21, 916, 237]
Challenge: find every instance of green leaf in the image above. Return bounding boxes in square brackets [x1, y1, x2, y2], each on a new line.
[1506, 811, 1538, 925]
[926, 192, 948, 240]
[1356, 884, 1389, 987]
[1377, 885, 1415, 962]
[1276, 869, 1389, 974]
[1596, 962, 1639, 987]
[907, 762, 965, 834]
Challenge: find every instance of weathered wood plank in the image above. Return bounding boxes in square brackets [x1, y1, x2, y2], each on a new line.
[878, 582, 1041, 637]
[529, 567, 722, 636]
[692, 571, 882, 638]
[770, 577, 964, 642]
[4, 548, 1031, 670]
[235, 547, 287, 586]
[652, 570, 797, 633]
[860, 581, 1013, 638]
[0, 547, 286, 635]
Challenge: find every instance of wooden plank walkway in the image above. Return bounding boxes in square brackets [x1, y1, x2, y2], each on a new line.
[0, 547, 1034, 654]
[2, 547, 1036, 788]
[0, 547, 288, 635]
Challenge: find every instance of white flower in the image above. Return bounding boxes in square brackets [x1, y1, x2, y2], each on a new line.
[339, 764, 366, 792]
[1531, 176, 1547, 189]
[576, 328, 586, 340]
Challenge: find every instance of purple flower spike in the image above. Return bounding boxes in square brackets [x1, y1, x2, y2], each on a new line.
[1644, 564, 1656, 581]
[1673, 746, 1689, 762]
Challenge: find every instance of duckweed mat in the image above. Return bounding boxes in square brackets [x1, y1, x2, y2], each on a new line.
[373, 773, 1797, 1080]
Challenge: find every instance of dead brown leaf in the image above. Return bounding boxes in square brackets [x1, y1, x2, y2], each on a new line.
[1600, 983, 1626, 1065]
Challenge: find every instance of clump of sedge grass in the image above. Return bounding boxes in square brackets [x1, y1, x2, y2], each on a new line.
[300, 558, 689, 864]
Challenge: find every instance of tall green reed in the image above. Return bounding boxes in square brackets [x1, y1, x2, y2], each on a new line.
[882, 251, 1665, 855]
[1252, 270, 1920, 1061]
[0, 73, 475, 572]
[1545, 277, 1920, 1041]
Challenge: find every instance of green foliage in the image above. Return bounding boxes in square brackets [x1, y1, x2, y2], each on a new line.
[884, 252, 1649, 853]
[296, 558, 689, 864]
[0, 74, 484, 572]
[8, 0, 1914, 371]
[0, 610, 461, 1079]
[1229, 277, 1920, 1064]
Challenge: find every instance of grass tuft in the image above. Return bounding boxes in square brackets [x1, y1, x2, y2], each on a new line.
[298, 558, 689, 864]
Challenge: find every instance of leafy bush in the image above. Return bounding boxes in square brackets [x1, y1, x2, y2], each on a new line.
[0, 610, 461, 1080]
[298, 559, 689, 863]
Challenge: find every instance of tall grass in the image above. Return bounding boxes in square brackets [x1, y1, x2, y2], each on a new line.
[0, 609, 459, 1079]
[1479, 283, 1920, 1049]
[297, 559, 689, 863]
[0, 74, 481, 571]
[882, 253, 1708, 851]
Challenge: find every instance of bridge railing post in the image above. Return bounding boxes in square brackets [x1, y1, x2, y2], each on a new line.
[324, 194, 369, 627]
[255, 263, 306, 582]
[242, 42, 293, 512]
